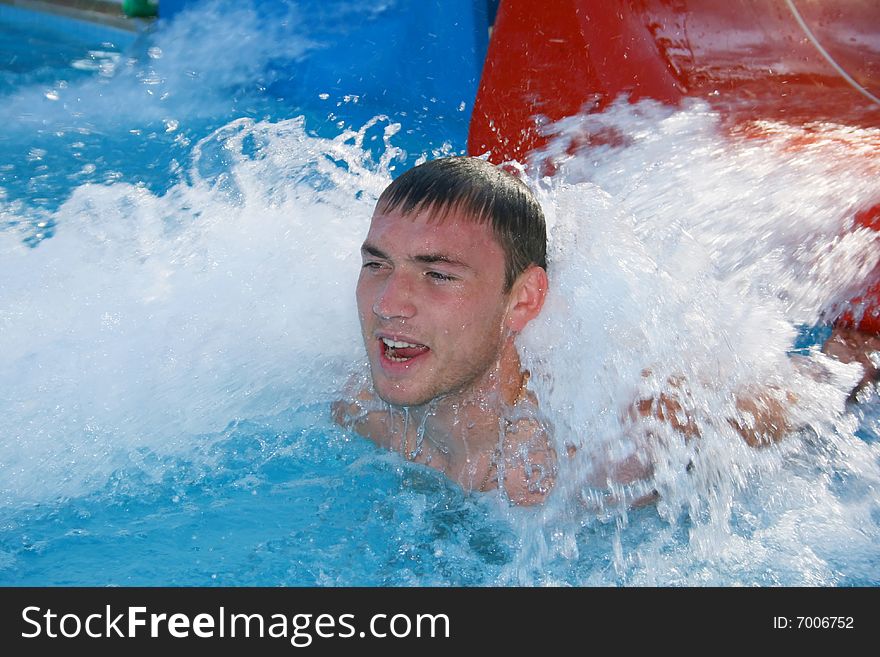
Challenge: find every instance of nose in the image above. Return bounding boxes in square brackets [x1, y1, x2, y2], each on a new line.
[372, 270, 417, 320]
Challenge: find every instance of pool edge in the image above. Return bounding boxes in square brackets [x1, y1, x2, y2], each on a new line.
[0, 0, 150, 32]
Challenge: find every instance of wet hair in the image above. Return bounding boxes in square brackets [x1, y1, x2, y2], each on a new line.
[375, 156, 547, 291]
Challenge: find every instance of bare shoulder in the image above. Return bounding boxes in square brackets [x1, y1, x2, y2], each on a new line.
[500, 409, 557, 506]
[331, 377, 396, 449]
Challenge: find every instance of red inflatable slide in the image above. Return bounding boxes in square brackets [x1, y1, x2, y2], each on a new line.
[468, 0, 880, 333]
[469, 0, 880, 162]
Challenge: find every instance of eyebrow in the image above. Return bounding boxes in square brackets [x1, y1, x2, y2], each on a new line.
[413, 253, 471, 269]
[361, 243, 471, 269]
[361, 243, 389, 259]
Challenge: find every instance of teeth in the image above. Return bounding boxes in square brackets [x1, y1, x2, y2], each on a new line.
[382, 337, 420, 348]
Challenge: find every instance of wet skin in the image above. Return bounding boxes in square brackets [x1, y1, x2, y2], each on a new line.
[334, 205, 555, 505]
[356, 207, 513, 408]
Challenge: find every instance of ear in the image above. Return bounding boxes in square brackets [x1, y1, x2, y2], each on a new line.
[505, 265, 548, 333]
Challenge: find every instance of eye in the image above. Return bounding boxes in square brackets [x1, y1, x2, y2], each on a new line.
[361, 261, 385, 271]
[426, 270, 456, 282]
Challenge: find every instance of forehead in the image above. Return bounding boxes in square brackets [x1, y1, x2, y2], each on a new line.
[365, 207, 504, 262]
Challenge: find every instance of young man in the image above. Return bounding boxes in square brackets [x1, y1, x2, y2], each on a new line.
[333, 156, 875, 506]
[333, 156, 556, 505]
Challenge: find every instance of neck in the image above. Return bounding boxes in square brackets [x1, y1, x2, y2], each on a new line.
[398, 338, 526, 448]
[418, 337, 525, 410]
[497, 338, 527, 406]
[367, 338, 531, 487]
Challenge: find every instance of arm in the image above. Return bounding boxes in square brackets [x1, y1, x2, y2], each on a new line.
[633, 374, 795, 448]
[728, 386, 797, 447]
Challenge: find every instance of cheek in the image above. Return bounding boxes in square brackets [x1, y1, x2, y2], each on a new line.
[447, 297, 506, 341]
[429, 295, 474, 330]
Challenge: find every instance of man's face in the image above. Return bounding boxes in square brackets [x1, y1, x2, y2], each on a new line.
[356, 206, 512, 407]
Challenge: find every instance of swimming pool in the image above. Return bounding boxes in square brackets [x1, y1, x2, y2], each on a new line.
[1, 0, 879, 586]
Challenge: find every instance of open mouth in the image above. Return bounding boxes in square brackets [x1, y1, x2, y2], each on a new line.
[380, 337, 429, 363]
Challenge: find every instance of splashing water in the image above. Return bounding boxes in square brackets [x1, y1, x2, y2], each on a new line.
[509, 99, 880, 584]
[1, 3, 879, 586]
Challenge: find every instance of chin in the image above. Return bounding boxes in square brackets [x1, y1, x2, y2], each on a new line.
[374, 388, 426, 408]
[371, 377, 430, 408]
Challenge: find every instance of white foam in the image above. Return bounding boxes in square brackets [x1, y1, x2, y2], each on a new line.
[0, 116, 400, 505]
[500, 99, 880, 581]
[1, 4, 879, 584]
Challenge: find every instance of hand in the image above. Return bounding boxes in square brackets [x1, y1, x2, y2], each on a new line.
[729, 387, 796, 447]
[822, 324, 880, 394]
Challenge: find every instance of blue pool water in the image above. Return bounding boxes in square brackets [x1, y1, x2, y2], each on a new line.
[2, 1, 879, 586]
